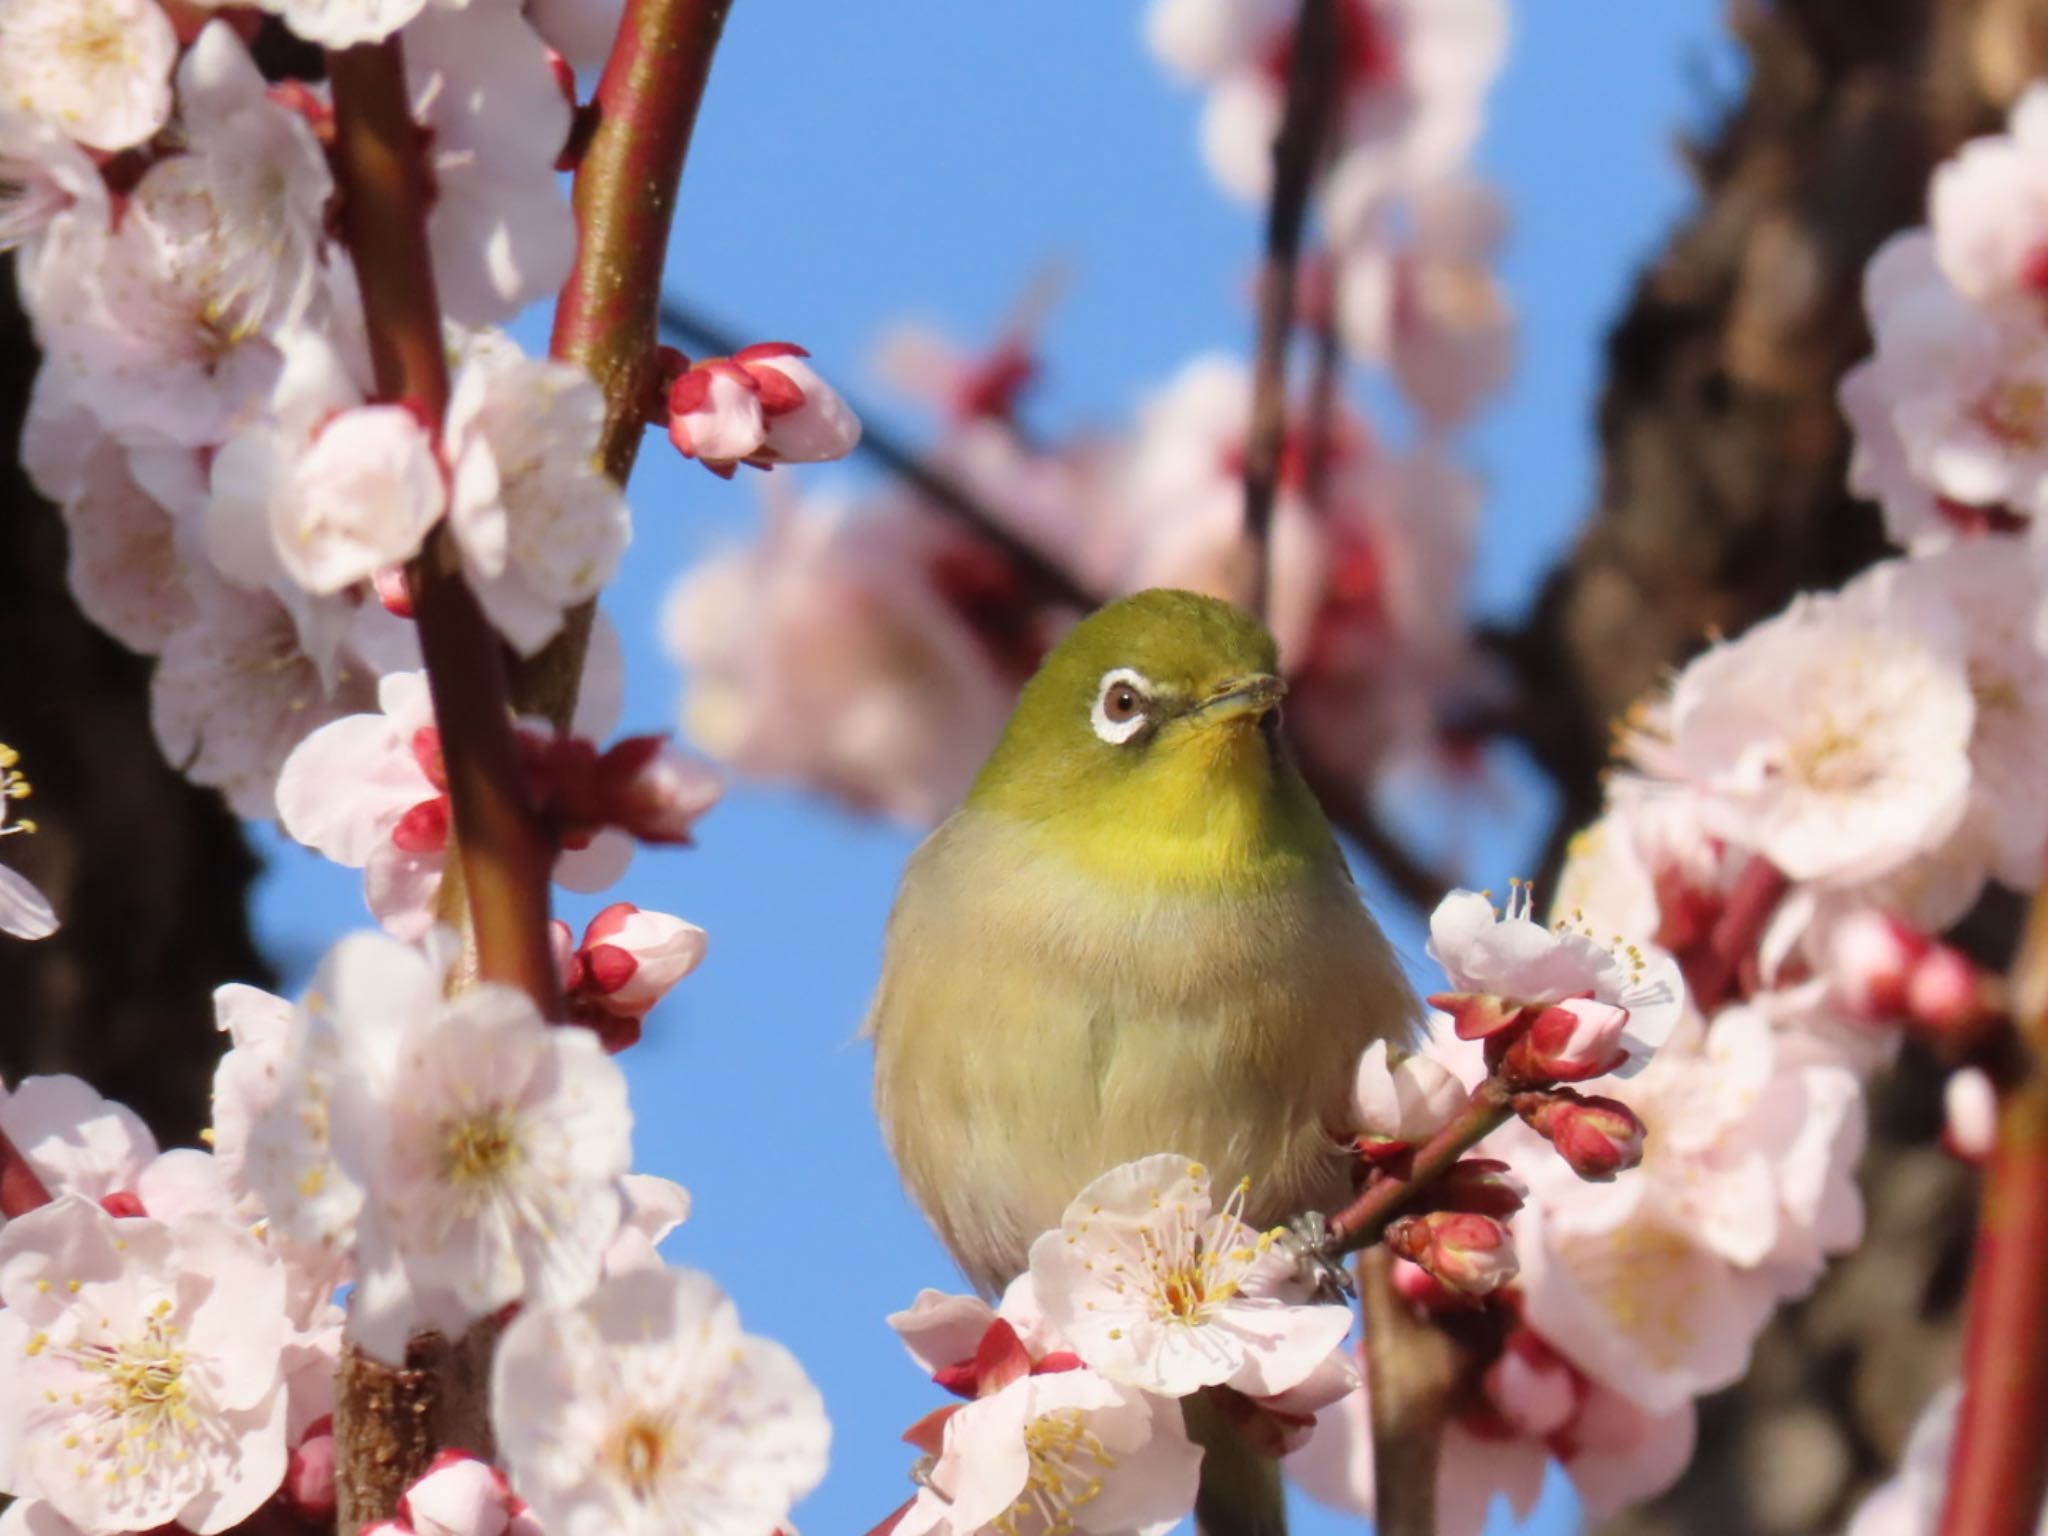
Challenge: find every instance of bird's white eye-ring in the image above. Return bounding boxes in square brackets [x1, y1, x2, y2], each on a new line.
[1091, 667, 1154, 745]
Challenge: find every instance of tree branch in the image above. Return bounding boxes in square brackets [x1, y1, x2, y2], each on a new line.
[1326, 1082, 1514, 1257]
[514, 0, 736, 731]
[1357, 1246, 1456, 1536]
[328, 38, 560, 1015]
[1240, 0, 1339, 618]
[326, 37, 560, 1526]
[1937, 885, 2048, 1536]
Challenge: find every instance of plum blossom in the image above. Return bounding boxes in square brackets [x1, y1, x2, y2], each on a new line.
[1930, 84, 2048, 312]
[1027, 1154, 1354, 1399]
[250, 0, 432, 49]
[663, 488, 1016, 823]
[1844, 1384, 1970, 1536]
[444, 336, 631, 655]
[559, 902, 707, 1041]
[1656, 583, 1975, 887]
[0, 112, 106, 258]
[894, 1368, 1201, 1536]
[1425, 885, 1683, 1074]
[1511, 1199, 1779, 1416]
[275, 643, 637, 937]
[0, 1075, 153, 1205]
[492, 1266, 829, 1536]
[1845, 546, 2048, 892]
[209, 325, 442, 602]
[601, 1173, 691, 1277]
[150, 571, 384, 821]
[1289, 1341, 1696, 1535]
[397, 1451, 538, 1536]
[0, 1195, 289, 1534]
[0, 745, 56, 941]
[405, 9, 577, 326]
[253, 929, 632, 1361]
[0, 0, 176, 151]
[1850, 231, 2048, 519]
[1943, 1067, 1997, 1162]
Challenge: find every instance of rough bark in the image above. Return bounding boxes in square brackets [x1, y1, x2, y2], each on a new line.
[0, 265, 270, 1148]
[1508, 3, 2040, 1532]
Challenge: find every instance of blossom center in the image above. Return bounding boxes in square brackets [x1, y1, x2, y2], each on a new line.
[440, 1107, 522, 1193]
[1783, 717, 1876, 793]
[601, 1411, 676, 1501]
[994, 1409, 1115, 1536]
[0, 742, 37, 837]
[62, 11, 132, 71]
[1973, 376, 2048, 448]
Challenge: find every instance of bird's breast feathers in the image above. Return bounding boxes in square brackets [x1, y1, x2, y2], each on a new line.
[869, 806, 1415, 1290]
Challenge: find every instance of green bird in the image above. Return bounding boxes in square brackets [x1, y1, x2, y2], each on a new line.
[868, 587, 1417, 1536]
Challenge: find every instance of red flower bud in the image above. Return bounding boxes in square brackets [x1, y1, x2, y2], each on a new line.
[1517, 1089, 1646, 1182]
[1383, 1210, 1517, 1296]
[1429, 1157, 1528, 1220]
[1427, 991, 1529, 1041]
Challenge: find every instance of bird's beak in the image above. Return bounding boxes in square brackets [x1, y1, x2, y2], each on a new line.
[1192, 672, 1287, 726]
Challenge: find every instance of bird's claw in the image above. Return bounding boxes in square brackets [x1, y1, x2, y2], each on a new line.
[1278, 1211, 1354, 1302]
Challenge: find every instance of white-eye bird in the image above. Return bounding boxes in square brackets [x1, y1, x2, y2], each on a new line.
[869, 588, 1418, 1536]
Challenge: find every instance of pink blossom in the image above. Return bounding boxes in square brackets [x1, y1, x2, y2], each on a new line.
[404, 8, 576, 326]
[1844, 1384, 1961, 1536]
[1027, 1154, 1354, 1399]
[0, 1195, 289, 1533]
[492, 1266, 828, 1536]
[1930, 84, 2048, 311]
[0, 1075, 155, 1208]
[662, 487, 1016, 823]
[1826, 910, 1931, 1021]
[1426, 885, 1683, 1074]
[665, 345, 861, 476]
[400, 1452, 523, 1536]
[894, 1369, 1201, 1536]
[1661, 583, 1975, 887]
[0, 0, 176, 151]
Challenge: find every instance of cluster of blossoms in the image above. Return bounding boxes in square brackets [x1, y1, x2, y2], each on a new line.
[663, 0, 1511, 825]
[1, 0, 866, 1529]
[0, 929, 827, 1536]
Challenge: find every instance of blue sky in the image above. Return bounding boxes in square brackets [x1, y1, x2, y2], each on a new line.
[250, 5, 1737, 1531]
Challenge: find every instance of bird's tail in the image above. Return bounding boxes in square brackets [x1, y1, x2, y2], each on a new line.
[1183, 1391, 1288, 1536]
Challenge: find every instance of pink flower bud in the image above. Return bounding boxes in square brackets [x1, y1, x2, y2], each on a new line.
[575, 903, 707, 1019]
[98, 1191, 146, 1217]
[1426, 990, 1528, 1041]
[361, 1522, 410, 1536]
[595, 737, 722, 845]
[1484, 1332, 1578, 1439]
[400, 1453, 513, 1536]
[667, 360, 767, 475]
[1943, 1066, 1997, 1163]
[1500, 997, 1630, 1086]
[1517, 1089, 1646, 1182]
[1431, 1157, 1527, 1219]
[734, 344, 863, 466]
[549, 919, 579, 990]
[1353, 1039, 1467, 1143]
[285, 1425, 337, 1524]
[1827, 911, 1929, 1021]
[1906, 944, 1984, 1039]
[1383, 1210, 1517, 1296]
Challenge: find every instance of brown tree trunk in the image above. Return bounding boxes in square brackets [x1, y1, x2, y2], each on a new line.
[0, 265, 270, 1149]
[1503, 2, 2044, 1531]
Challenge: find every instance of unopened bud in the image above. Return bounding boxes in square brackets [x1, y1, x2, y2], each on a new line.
[1483, 1331, 1577, 1439]
[1517, 1088, 1645, 1182]
[1383, 1210, 1517, 1296]
[1498, 997, 1629, 1086]
[1827, 911, 1929, 1021]
[1353, 1039, 1467, 1144]
[1430, 1157, 1527, 1219]
[1426, 991, 1527, 1041]
[401, 1452, 513, 1536]
[99, 1191, 146, 1217]
[1906, 945, 1984, 1039]
[575, 902, 707, 1019]
[595, 737, 722, 845]
[285, 1422, 336, 1524]
[1943, 1067, 1997, 1163]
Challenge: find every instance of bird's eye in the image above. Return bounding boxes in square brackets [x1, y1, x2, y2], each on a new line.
[1091, 668, 1154, 745]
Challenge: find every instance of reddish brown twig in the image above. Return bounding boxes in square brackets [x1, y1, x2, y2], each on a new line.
[1937, 886, 2048, 1536]
[1357, 1247, 1455, 1536]
[328, 39, 560, 1015]
[1240, 0, 1340, 619]
[514, 0, 735, 730]
[1326, 1081, 1515, 1257]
